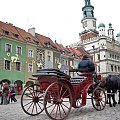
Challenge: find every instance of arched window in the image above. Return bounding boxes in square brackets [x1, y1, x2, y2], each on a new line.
[111, 65, 113, 72]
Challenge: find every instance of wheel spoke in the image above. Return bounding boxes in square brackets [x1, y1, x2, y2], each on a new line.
[37, 102, 43, 111]
[55, 105, 59, 119]
[27, 102, 33, 112]
[28, 88, 34, 97]
[59, 85, 63, 97]
[31, 103, 35, 114]
[61, 89, 68, 98]
[47, 103, 55, 109]
[23, 101, 33, 107]
[23, 98, 32, 100]
[58, 104, 62, 118]
[50, 104, 57, 115]
[60, 104, 67, 115]
[61, 102, 69, 109]
[25, 93, 33, 98]
[34, 103, 37, 114]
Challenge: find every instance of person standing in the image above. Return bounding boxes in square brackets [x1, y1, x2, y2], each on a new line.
[2, 82, 10, 105]
[8, 86, 17, 103]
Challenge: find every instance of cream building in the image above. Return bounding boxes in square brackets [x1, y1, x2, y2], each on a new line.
[68, 0, 120, 77]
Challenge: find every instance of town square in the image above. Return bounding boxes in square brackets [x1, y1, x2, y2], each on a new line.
[1, 0, 120, 120]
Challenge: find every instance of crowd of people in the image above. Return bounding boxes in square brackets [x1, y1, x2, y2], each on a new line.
[0, 82, 17, 105]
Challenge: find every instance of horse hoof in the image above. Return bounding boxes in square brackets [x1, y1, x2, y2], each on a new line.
[118, 102, 120, 104]
[110, 104, 112, 107]
[113, 104, 116, 107]
[115, 101, 117, 104]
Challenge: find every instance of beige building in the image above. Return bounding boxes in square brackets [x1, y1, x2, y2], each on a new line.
[68, 0, 120, 77]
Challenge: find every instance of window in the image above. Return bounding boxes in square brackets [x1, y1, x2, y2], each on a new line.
[5, 43, 11, 52]
[16, 62, 21, 71]
[111, 65, 113, 72]
[98, 66, 100, 72]
[48, 55, 51, 61]
[55, 57, 59, 64]
[28, 49, 33, 57]
[16, 46, 22, 55]
[110, 54, 111, 58]
[66, 60, 68, 66]
[3, 30, 9, 35]
[118, 66, 120, 72]
[112, 54, 114, 59]
[5, 60, 10, 70]
[28, 63, 33, 72]
[37, 53, 43, 60]
[97, 54, 100, 60]
[62, 59, 65, 64]
[117, 56, 119, 60]
[14, 33, 19, 38]
[70, 61, 72, 66]
[115, 66, 117, 72]
[93, 21, 96, 27]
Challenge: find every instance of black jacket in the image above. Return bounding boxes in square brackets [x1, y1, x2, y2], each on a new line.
[78, 56, 95, 72]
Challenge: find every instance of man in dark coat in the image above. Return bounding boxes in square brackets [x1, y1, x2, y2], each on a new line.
[78, 55, 95, 72]
[78, 55, 99, 85]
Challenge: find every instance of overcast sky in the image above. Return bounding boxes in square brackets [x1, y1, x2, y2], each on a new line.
[1, 0, 120, 46]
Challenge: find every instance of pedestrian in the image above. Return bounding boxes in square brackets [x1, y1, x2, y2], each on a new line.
[0, 84, 3, 104]
[1, 82, 10, 105]
[8, 86, 17, 103]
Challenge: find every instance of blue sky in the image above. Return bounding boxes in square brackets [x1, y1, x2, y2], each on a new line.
[0, 0, 120, 46]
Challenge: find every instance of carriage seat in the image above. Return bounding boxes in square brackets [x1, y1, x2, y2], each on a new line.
[32, 68, 70, 79]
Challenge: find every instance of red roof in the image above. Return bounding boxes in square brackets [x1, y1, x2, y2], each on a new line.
[35, 33, 57, 49]
[0, 21, 24, 42]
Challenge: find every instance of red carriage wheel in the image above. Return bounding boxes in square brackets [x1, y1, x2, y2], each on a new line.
[21, 84, 44, 116]
[43, 82, 72, 120]
[91, 87, 106, 111]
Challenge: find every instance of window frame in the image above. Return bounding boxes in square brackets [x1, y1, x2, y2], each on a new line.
[5, 43, 12, 53]
[16, 46, 22, 55]
[4, 60, 11, 70]
[28, 63, 33, 72]
[16, 62, 21, 71]
[28, 49, 34, 58]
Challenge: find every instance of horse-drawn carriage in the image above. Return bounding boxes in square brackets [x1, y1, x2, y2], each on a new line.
[21, 69, 106, 120]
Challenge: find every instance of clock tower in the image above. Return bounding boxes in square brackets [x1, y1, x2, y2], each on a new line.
[79, 0, 98, 42]
[81, 0, 96, 30]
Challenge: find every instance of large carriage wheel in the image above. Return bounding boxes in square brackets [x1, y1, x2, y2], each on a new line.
[21, 84, 44, 116]
[91, 87, 106, 111]
[44, 82, 72, 120]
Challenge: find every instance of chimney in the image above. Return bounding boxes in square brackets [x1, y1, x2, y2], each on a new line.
[28, 27, 35, 37]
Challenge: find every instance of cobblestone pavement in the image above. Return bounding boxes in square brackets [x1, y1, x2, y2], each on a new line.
[0, 95, 120, 120]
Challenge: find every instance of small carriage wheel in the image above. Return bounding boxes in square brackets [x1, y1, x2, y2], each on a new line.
[21, 84, 44, 116]
[91, 87, 106, 111]
[44, 82, 72, 120]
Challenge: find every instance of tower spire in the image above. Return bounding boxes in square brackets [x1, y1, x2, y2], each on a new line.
[84, 0, 91, 6]
[81, 0, 96, 30]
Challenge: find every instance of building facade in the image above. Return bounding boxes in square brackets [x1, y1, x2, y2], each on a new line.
[68, 0, 120, 77]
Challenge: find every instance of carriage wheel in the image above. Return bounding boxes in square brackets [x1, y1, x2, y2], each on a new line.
[91, 87, 106, 111]
[21, 84, 44, 116]
[44, 82, 72, 120]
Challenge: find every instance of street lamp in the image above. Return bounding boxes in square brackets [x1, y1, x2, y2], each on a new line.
[92, 45, 95, 62]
